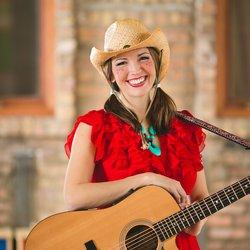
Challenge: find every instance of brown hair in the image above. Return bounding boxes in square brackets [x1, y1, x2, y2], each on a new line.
[102, 47, 176, 135]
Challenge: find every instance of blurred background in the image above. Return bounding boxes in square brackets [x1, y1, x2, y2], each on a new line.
[0, 0, 249, 249]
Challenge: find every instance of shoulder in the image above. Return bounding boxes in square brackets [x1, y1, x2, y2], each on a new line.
[65, 109, 105, 158]
[172, 109, 206, 151]
[75, 109, 106, 126]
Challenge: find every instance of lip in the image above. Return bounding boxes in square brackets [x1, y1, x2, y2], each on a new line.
[126, 76, 147, 88]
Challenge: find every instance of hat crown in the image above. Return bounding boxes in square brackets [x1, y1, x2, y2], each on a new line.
[104, 19, 150, 51]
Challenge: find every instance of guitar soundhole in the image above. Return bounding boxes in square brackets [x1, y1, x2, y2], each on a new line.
[125, 225, 158, 250]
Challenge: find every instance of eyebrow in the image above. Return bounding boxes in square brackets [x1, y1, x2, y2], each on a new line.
[138, 52, 150, 56]
[114, 52, 150, 62]
[114, 57, 127, 62]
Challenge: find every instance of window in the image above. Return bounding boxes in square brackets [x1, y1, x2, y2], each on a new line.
[0, 0, 55, 115]
[217, 0, 250, 116]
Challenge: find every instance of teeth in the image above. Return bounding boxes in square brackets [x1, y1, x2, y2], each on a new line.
[128, 76, 145, 85]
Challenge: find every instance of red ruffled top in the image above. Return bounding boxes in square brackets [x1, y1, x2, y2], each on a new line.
[65, 109, 206, 250]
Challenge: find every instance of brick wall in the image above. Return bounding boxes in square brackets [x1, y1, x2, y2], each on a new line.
[0, 0, 76, 226]
[194, 0, 250, 249]
[0, 0, 249, 249]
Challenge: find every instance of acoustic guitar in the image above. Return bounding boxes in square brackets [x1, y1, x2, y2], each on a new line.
[25, 176, 249, 250]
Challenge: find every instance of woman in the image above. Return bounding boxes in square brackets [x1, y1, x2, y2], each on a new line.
[64, 18, 209, 249]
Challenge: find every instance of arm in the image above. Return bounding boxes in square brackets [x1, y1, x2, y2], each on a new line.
[184, 169, 209, 235]
[64, 123, 190, 210]
[63, 122, 144, 210]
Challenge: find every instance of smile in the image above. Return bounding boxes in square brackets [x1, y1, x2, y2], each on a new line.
[127, 76, 147, 87]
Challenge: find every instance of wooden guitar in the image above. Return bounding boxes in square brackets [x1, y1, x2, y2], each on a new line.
[25, 176, 249, 250]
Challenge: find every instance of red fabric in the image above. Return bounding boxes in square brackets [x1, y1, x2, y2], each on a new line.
[65, 109, 206, 250]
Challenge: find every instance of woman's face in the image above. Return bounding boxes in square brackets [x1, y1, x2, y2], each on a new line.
[111, 48, 156, 99]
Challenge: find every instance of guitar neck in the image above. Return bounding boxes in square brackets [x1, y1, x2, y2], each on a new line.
[154, 176, 250, 241]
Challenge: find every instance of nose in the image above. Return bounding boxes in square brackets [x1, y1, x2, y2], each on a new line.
[128, 60, 142, 75]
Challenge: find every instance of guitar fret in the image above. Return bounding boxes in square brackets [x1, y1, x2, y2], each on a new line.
[175, 211, 186, 230]
[178, 211, 191, 228]
[162, 220, 172, 237]
[188, 204, 200, 223]
[216, 189, 229, 207]
[192, 203, 205, 220]
[184, 207, 195, 225]
[182, 211, 191, 226]
[195, 202, 206, 219]
[239, 180, 247, 195]
[165, 216, 179, 236]
[226, 187, 237, 203]
[202, 199, 212, 216]
[231, 185, 239, 199]
[159, 220, 170, 239]
[171, 214, 182, 232]
[223, 189, 231, 205]
[210, 196, 218, 213]
[154, 223, 166, 241]
[156, 217, 175, 239]
[233, 182, 246, 199]
[160, 222, 169, 240]
[215, 193, 224, 209]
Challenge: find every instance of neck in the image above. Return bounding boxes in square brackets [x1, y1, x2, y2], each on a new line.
[119, 93, 149, 122]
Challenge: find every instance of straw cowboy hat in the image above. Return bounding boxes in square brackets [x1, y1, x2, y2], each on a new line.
[90, 18, 170, 82]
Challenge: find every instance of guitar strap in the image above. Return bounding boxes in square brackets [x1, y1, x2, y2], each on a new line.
[176, 111, 250, 150]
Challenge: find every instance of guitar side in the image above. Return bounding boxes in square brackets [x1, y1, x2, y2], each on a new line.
[25, 186, 179, 250]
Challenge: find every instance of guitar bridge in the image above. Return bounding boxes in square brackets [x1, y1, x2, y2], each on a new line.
[84, 240, 97, 250]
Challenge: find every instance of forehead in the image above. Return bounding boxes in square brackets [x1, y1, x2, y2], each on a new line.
[113, 47, 150, 60]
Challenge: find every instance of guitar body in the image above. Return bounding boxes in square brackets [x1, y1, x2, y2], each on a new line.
[25, 186, 179, 250]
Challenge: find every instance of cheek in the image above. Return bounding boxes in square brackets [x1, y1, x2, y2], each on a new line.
[113, 68, 126, 81]
[143, 61, 155, 74]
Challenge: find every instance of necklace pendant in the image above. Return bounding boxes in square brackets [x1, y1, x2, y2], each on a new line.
[140, 125, 161, 156]
[149, 143, 161, 156]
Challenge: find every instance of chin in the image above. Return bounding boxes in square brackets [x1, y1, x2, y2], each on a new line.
[127, 92, 150, 99]
[128, 85, 153, 95]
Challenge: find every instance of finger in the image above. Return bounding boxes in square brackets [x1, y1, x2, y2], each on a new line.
[179, 203, 187, 210]
[170, 189, 181, 204]
[180, 196, 191, 209]
[177, 187, 188, 204]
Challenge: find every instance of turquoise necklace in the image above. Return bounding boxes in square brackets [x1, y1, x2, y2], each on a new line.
[140, 125, 161, 156]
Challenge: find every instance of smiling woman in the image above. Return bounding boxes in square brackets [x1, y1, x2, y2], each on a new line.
[63, 18, 209, 250]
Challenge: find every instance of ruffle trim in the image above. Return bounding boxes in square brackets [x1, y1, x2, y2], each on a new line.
[163, 110, 206, 193]
[64, 109, 206, 193]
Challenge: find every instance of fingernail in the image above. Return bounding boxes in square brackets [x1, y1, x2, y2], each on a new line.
[179, 203, 185, 209]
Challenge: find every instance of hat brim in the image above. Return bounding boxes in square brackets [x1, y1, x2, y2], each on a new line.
[90, 28, 170, 82]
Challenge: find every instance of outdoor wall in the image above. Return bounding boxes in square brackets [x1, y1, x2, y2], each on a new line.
[194, 1, 250, 249]
[0, 0, 76, 226]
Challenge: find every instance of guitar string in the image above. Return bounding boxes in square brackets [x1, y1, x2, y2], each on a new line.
[124, 180, 249, 250]
[126, 180, 250, 249]
[109, 180, 249, 250]
[124, 184, 248, 250]
[123, 184, 248, 250]
[108, 179, 249, 250]
[123, 179, 249, 247]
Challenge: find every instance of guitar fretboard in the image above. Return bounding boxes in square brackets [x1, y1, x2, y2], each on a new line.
[153, 176, 250, 241]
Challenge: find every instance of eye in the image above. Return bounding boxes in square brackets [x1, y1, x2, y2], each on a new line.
[115, 61, 127, 66]
[139, 56, 150, 61]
